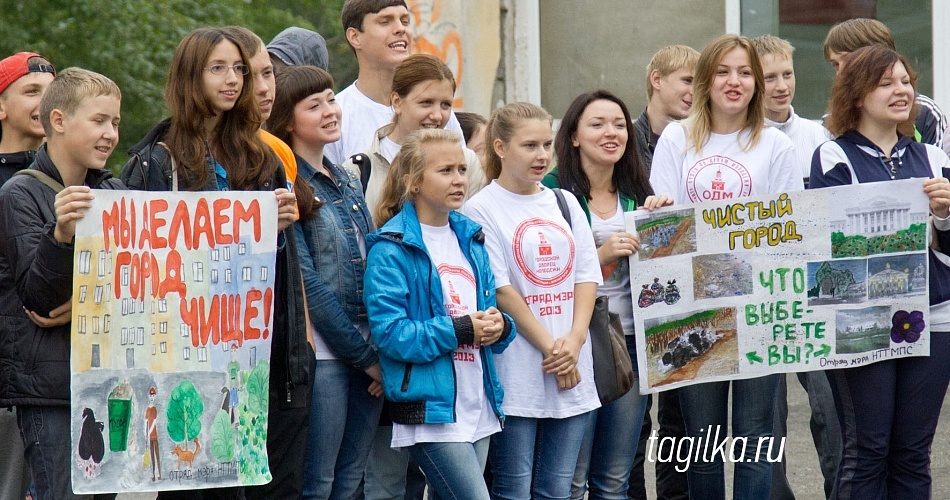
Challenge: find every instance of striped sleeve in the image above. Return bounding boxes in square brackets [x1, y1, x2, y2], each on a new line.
[808, 140, 853, 189]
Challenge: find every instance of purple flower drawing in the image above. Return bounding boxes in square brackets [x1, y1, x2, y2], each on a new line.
[891, 310, 925, 343]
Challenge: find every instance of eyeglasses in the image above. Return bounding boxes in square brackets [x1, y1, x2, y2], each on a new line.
[205, 64, 249, 76]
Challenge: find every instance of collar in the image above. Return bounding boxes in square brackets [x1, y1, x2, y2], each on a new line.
[765, 106, 797, 133]
[370, 201, 482, 252]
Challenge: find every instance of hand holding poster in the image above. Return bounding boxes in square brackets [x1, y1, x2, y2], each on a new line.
[70, 190, 278, 493]
[628, 179, 931, 393]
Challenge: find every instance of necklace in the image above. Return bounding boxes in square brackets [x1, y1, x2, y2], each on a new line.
[588, 193, 618, 217]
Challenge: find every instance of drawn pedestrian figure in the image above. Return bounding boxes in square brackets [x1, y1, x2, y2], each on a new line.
[227, 344, 241, 426]
[145, 387, 162, 481]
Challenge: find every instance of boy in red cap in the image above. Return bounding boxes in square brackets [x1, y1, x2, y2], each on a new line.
[0, 50, 55, 500]
[0, 52, 56, 184]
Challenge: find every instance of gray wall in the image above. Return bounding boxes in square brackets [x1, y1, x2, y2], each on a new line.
[539, 0, 725, 119]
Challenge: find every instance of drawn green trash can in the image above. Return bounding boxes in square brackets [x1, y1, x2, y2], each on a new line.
[108, 380, 134, 452]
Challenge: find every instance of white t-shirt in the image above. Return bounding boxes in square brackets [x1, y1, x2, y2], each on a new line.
[462, 182, 602, 418]
[649, 123, 804, 204]
[591, 202, 635, 336]
[391, 222, 501, 447]
[325, 82, 464, 165]
[765, 108, 832, 180]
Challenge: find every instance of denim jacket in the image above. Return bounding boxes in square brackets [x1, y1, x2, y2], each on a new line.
[294, 156, 378, 370]
[364, 202, 516, 425]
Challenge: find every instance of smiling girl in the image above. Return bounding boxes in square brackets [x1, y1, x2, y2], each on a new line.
[343, 53, 484, 214]
[364, 129, 514, 499]
[463, 102, 602, 498]
[121, 27, 310, 499]
[645, 34, 802, 500]
[810, 45, 950, 499]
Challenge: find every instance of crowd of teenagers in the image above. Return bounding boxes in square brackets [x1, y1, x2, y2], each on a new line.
[1, 1, 950, 499]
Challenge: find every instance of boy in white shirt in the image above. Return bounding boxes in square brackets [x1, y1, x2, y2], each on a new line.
[325, 0, 462, 166]
[752, 34, 839, 500]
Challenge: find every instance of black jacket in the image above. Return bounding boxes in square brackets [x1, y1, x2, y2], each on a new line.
[0, 150, 36, 187]
[120, 121, 314, 409]
[0, 145, 124, 406]
[633, 108, 659, 177]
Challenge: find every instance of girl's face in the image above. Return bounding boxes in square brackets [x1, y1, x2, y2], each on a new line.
[573, 99, 627, 170]
[392, 79, 454, 136]
[413, 141, 468, 219]
[709, 46, 755, 121]
[495, 118, 553, 193]
[202, 39, 244, 115]
[860, 61, 913, 129]
[290, 88, 341, 149]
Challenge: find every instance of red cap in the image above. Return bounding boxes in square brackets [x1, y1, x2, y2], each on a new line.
[0, 52, 55, 96]
[148, 387, 157, 395]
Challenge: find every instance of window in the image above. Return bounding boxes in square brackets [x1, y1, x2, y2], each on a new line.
[94, 285, 104, 304]
[103, 314, 111, 334]
[92, 316, 100, 335]
[136, 327, 145, 345]
[121, 265, 130, 287]
[212, 248, 220, 261]
[211, 269, 219, 283]
[78, 250, 91, 274]
[158, 299, 168, 313]
[223, 246, 231, 261]
[160, 341, 167, 353]
[239, 243, 246, 255]
[78, 315, 87, 334]
[242, 266, 252, 282]
[225, 269, 232, 284]
[98, 250, 107, 277]
[160, 321, 168, 334]
[198, 347, 208, 362]
[121, 327, 129, 345]
[183, 347, 191, 360]
[193, 262, 204, 282]
[261, 266, 268, 282]
[79, 285, 88, 304]
[180, 324, 191, 337]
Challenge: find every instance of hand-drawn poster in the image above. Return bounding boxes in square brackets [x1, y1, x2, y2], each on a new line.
[628, 179, 931, 393]
[70, 190, 278, 493]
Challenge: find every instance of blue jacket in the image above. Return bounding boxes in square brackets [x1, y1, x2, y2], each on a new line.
[364, 201, 515, 425]
[294, 156, 378, 370]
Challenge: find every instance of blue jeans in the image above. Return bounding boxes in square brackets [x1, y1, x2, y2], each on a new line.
[827, 333, 950, 499]
[17, 405, 116, 500]
[489, 413, 591, 500]
[409, 437, 490, 500]
[678, 375, 780, 500]
[572, 335, 648, 499]
[303, 360, 383, 499]
[771, 372, 840, 500]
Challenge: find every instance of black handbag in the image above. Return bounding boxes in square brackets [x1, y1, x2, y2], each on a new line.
[552, 188, 636, 403]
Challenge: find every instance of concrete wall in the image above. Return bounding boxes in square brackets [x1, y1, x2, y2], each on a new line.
[539, 0, 725, 118]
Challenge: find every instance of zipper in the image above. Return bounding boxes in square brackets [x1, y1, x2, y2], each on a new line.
[401, 364, 413, 392]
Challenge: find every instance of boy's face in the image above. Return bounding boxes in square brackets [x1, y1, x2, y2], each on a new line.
[57, 95, 120, 171]
[249, 45, 275, 121]
[0, 72, 56, 142]
[653, 67, 694, 120]
[351, 6, 412, 69]
[828, 50, 849, 74]
[760, 53, 795, 122]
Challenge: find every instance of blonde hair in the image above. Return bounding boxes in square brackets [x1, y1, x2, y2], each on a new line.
[646, 45, 700, 99]
[484, 102, 552, 181]
[40, 67, 121, 136]
[751, 35, 795, 61]
[686, 34, 765, 154]
[373, 128, 462, 226]
[823, 18, 895, 61]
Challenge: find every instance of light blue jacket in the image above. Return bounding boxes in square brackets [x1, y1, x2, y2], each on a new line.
[364, 201, 515, 425]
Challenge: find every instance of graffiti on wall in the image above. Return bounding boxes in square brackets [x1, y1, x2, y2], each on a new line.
[409, 0, 464, 107]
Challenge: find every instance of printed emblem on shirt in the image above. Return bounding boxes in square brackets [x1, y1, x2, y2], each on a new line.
[512, 218, 575, 287]
[437, 264, 477, 318]
[685, 155, 752, 202]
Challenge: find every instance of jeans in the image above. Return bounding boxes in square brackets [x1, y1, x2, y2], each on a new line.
[409, 437, 490, 500]
[17, 405, 116, 500]
[304, 360, 384, 499]
[572, 336, 648, 499]
[771, 372, 840, 500]
[629, 389, 690, 500]
[1, 407, 31, 500]
[678, 375, 780, 500]
[489, 413, 591, 500]
[364, 425, 427, 500]
[827, 333, 950, 499]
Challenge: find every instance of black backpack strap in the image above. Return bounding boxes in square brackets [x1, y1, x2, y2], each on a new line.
[14, 169, 65, 192]
[551, 187, 573, 230]
[349, 153, 371, 195]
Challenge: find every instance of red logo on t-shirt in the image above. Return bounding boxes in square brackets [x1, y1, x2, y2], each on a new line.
[437, 264, 476, 317]
[513, 218, 575, 288]
[685, 155, 752, 202]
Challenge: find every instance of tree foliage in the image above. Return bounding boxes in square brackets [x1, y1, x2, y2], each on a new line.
[0, 0, 355, 172]
[166, 379, 204, 450]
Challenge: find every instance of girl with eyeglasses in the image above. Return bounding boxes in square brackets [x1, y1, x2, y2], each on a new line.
[121, 27, 310, 499]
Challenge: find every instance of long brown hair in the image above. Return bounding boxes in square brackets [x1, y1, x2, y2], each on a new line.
[483, 102, 552, 181]
[373, 129, 462, 227]
[164, 27, 281, 191]
[686, 34, 765, 154]
[268, 65, 339, 220]
[826, 45, 918, 138]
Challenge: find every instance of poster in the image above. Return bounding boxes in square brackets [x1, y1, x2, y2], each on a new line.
[70, 190, 278, 493]
[628, 179, 931, 393]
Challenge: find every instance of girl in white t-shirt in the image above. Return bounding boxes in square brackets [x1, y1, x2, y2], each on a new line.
[364, 129, 514, 499]
[644, 35, 802, 499]
[463, 102, 602, 499]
